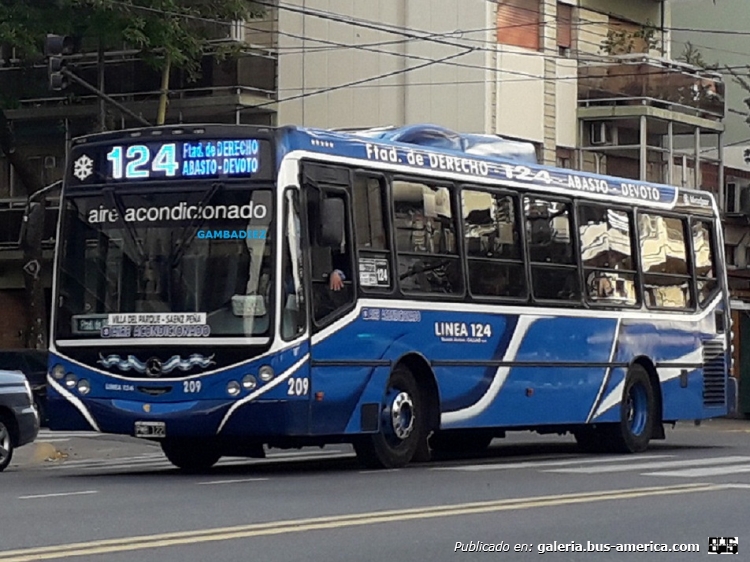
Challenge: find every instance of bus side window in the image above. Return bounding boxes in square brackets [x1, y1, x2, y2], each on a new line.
[577, 204, 638, 306]
[692, 219, 718, 306]
[392, 179, 462, 295]
[524, 196, 580, 302]
[353, 174, 392, 291]
[638, 213, 693, 309]
[462, 189, 525, 299]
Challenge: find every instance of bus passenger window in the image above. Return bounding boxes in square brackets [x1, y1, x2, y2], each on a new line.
[577, 205, 638, 306]
[393, 180, 462, 295]
[524, 197, 580, 302]
[638, 214, 693, 309]
[462, 189, 525, 298]
[353, 174, 392, 290]
[692, 220, 718, 306]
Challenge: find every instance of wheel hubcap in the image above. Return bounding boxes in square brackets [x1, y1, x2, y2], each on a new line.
[627, 384, 648, 436]
[389, 391, 415, 440]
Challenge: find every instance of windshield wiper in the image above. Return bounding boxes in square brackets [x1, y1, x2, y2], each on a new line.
[169, 181, 225, 268]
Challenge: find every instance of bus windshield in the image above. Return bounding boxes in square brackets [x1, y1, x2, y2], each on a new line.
[54, 186, 273, 341]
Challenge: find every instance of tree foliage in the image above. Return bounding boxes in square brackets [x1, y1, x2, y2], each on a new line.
[1, 0, 264, 147]
[677, 42, 718, 71]
[0, 0, 263, 349]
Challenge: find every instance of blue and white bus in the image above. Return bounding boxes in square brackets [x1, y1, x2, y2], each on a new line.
[47, 123, 733, 470]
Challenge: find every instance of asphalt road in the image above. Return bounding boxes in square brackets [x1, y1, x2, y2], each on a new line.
[1, 418, 748, 561]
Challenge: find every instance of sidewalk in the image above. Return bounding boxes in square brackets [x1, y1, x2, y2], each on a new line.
[678, 416, 750, 433]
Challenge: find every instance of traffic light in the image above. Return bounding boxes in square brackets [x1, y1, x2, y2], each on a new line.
[44, 34, 74, 91]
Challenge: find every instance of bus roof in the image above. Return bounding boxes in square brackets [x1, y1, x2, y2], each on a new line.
[280, 124, 717, 216]
[67, 123, 717, 216]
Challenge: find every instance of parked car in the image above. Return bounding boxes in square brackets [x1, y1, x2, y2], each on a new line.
[0, 350, 48, 426]
[0, 369, 40, 471]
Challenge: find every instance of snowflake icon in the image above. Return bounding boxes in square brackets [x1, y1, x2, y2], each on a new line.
[73, 155, 94, 181]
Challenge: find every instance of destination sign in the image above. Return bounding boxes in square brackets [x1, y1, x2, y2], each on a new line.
[68, 137, 274, 185]
[359, 141, 677, 207]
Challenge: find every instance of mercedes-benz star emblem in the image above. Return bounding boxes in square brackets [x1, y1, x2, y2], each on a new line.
[145, 357, 163, 378]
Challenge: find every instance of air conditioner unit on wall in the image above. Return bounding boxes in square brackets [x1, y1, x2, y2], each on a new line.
[589, 122, 617, 146]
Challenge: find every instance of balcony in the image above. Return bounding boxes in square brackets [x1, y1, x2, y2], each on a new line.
[0, 199, 59, 250]
[578, 54, 725, 122]
[0, 49, 277, 124]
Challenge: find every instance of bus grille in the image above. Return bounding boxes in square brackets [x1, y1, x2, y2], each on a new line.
[702, 340, 726, 406]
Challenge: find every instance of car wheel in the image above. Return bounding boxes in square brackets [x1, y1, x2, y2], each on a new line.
[34, 395, 48, 428]
[0, 417, 15, 472]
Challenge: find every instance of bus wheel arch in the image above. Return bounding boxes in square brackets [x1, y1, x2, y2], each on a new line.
[632, 356, 665, 439]
[395, 354, 440, 433]
[353, 355, 438, 468]
[610, 361, 658, 453]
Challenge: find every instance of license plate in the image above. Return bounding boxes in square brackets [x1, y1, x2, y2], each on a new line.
[134, 421, 166, 438]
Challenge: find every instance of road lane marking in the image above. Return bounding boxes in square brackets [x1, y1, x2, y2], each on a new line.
[0, 483, 728, 561]
[545, 455, 750, 474]
[433, 454, 675, 472]
[197, 478, 269, 485]
[18, 491, 98, 500]
[646, 464, 750, 478]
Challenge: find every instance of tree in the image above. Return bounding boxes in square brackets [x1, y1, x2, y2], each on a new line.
[677, 42, 719, 71]
[0, 0, 263, 347]
[78, 0, 264, 124]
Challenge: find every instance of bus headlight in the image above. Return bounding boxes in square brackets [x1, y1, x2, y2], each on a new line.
[259, 365, 274, 382]
[242, 375, 257, 391]
[65, 374, 78, 389]
[227, 381, 241, 396]
[52, 364, 66, 380]
[77, 379, 91, 395]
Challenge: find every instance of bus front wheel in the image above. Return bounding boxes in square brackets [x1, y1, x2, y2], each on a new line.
[161, 439, 221, 472]
[353, 366, 425, 469]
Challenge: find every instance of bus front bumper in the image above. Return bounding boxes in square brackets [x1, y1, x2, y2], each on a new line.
[47, 395, 309, 437]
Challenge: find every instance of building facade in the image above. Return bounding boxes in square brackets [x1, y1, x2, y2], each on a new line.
[0, 0, 737, 354]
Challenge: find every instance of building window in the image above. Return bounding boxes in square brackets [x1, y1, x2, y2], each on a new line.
[557, 2, 572, 57]
[726, 244, 736, 267]
[607, 17, 651, 55]
[556, 147, 572, 169]
[497, 0, 540, 51]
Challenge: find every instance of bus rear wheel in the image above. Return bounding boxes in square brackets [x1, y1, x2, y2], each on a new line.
[575, 365, 656, 454]
[353, 366, 424, 469]
[610, 365, 656, 453]
[161, 439, 221, 472]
